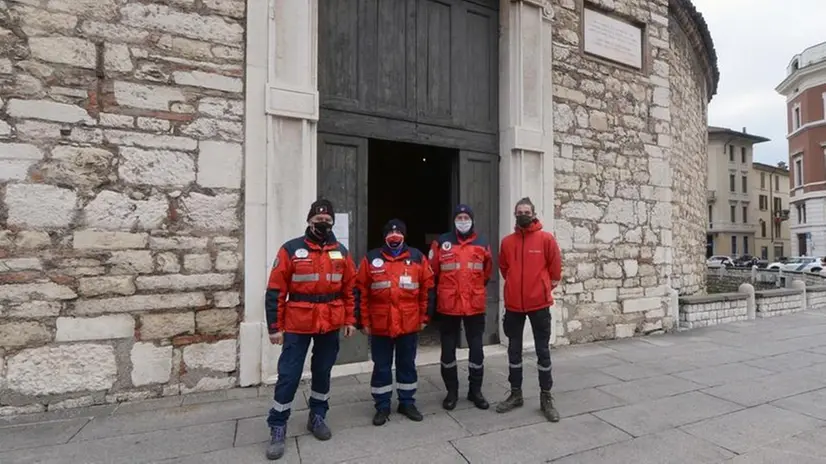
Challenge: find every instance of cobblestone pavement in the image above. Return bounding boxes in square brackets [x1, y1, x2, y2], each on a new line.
[4, 310, 826, 463]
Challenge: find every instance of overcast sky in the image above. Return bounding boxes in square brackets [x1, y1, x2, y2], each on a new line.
[691, 0, 825, 165]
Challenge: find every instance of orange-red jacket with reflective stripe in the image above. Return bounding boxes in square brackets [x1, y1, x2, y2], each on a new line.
[499, 220, 562, 312]
[429, 231, 493, 316]
[356, 246, 435, 338]
[265, 232, 356, 334]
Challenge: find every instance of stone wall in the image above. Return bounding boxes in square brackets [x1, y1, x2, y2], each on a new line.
[667, 3, 709, 297]
[755, 289, 804, 318]
[678, 293, 748, 329]
[0, 0, 245, 415]
[551, 0, 714, 344]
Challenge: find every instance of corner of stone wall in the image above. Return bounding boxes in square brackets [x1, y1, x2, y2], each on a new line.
[0, 0, 247, 414]
[550, 0, 676, 345]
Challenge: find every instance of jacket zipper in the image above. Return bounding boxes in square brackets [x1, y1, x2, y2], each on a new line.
[521, 229, 525, 311]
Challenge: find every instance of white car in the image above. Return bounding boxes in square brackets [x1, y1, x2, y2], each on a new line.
[766, 256, 825, 273]
[707, 256, 734, 269]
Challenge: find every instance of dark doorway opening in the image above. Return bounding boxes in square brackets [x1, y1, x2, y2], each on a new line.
[368, 139, 457, 346]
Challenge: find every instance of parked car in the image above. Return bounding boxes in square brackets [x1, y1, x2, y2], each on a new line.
[732, 255, 759, 267]
[766, 256, 825, 273]
[707, 255, 734, 269]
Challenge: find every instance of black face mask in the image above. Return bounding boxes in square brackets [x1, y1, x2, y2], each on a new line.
[516, 215, 533, 228]
[312, 222, 332, 238]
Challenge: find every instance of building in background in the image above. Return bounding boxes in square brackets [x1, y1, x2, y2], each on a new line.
[776, 41, 826, 257]
[751, 162, 790, 261]
[706, 126, 769, 257]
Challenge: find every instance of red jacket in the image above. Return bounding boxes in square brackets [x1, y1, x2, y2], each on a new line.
[265, 232, 356, 334]
[356, 246, 435, 338]
[429, 232, 493, 316]
[499, 220, 562, 312]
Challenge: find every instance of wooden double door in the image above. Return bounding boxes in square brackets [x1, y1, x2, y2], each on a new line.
[317, 0, 501, 364]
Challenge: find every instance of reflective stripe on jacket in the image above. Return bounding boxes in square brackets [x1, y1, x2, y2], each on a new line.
[265, 232, 357, 334]
[356, 246, 435, 338]
[429, 231, 493, 316]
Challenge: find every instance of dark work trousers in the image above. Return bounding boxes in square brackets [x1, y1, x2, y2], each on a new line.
[267, 330, 340, 429]
[369, 332, 419, 412]
[439, 313, 485, 394]
[503, 307, 553, 391]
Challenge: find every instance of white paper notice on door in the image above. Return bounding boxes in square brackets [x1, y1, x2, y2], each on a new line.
[333, 213, 349, 250]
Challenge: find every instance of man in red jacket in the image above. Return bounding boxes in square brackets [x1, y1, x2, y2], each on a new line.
[264, 199, 358, 460]
[430, 204, 493, 411]
[496, 197, 561, 422]
[356, 219, 435, 426]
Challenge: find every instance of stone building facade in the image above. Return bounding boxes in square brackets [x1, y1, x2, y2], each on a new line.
[0, 0, 717, 413]
[551, 0, 716, 344]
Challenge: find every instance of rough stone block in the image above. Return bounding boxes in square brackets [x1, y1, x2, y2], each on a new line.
[73, 231, 148, 249]
[131, 342, 173, 387]
[215, 251, 239, 271]
[83, 191, 168, 230]
[214, 291, 240, 308]
[5, 183, 77, 228]
[0, 143, 44, 181]
[78, 276, 136, 297]
[104, 129, 197, 151]
[0, 258, 42, 272]
[198, 97, 243, 119]
[155, 252, 181, 273]
[120, 3, 244, 45]
[42, 145, 114, 190]
[173, 70, 242, 92]
[183, 254, 212, 273]
[149, 236, 209, 250]
[46, 0, 121, 19]
[0, 321, 51, 349]
[103, 42, 133, 72]
[107, 251, 154, 275]
[5, 344, 117, 395]
[622, 297, 663, 314]
[0, 282, 77, 302]
[55, 315, 135, 342]
[6, 301, 61, 318]
[139, 312, 195, 339]
[197, 141, 242, 188]
[136, 273, 234, 291]
[183, 339, 237, 372]
[202, 0, 245, 18]
[180, 193, 240, 232]
[74, 292, 207, 315]
[119, 147, 195, 187]
[29, 37, 96, 68]
[113, 81, 187, 112]
[196, 309, 238, 335]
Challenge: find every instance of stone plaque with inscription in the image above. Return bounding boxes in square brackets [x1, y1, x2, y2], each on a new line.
[583, 7, 643, 69]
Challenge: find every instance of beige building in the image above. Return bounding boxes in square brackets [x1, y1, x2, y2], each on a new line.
[706, 126, 769, 257]
[751, 162, 791, 261]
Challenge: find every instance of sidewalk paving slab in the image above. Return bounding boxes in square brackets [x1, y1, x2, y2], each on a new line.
[2, 308, 826, 463]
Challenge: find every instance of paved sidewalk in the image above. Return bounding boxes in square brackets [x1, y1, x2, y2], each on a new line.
[4, 310, 826, 463]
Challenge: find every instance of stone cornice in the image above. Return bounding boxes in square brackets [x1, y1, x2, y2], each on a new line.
[669, 0, 720, 101]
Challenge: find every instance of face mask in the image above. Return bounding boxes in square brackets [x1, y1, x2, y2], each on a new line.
[455, 220, 472, 234]
[516, 215, 533, 228]
[386, 237, 403, 249]
[312, 222, 332, 238]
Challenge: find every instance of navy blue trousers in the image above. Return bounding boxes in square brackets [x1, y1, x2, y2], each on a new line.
[267, 331, 339, 428]
[370, 332, 418, 411]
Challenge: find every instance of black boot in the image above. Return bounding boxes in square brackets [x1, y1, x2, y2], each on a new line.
[540, 390, 560, 422]
[442, 391, 458, 410]
[495, 388, 524, 413]
[265, 425, 287, 460]
[467, 390, 489, 410]
[372, 409, 390, 426]
[397, 403, 423, 421]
